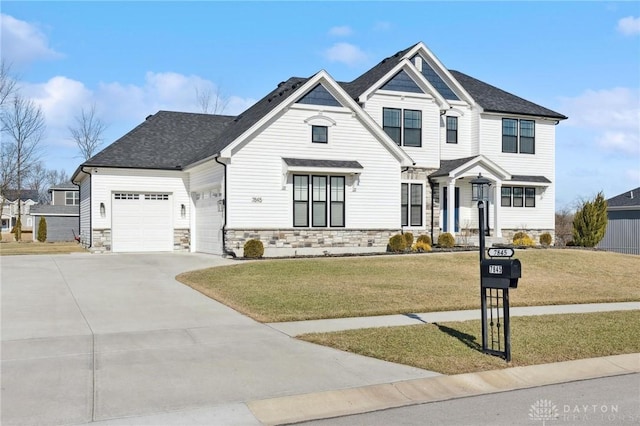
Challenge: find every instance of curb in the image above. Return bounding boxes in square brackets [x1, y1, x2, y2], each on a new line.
[246, 353, 640, 425]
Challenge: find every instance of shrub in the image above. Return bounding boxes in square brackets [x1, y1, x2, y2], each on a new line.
[388, 234, 407, 253]
[413, 241, 432, 253]
[513, 234, 535, 246]
[243, 239, 264, 258]
[539, 232, 552, 246]
[416, 234, 432, 246]
[12, 217, 22, 241]
[437, 232, 455, 248]
[573, 191, 607, 247]
[512, 231, 528, 242]
[403, 232, 414, 247]
[37, 217, 47, 242]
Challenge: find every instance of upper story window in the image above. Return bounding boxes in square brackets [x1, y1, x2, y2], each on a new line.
[65, 191, 79, 205]
[383, 108, 422, 147]
[446, 116, 458, 144]
[312, 125, 328, 143]
[502, 119, 535, 154]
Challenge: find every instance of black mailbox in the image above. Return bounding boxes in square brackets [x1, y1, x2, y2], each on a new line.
[481, 258, 521, 289]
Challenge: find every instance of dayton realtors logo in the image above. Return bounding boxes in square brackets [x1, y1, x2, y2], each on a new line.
[529, 399, 559, 425]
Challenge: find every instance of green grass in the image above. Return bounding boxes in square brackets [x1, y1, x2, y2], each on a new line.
[0, 241, 87, 255]
[299, 310, 640, 374]
[177, 249, 640, 322]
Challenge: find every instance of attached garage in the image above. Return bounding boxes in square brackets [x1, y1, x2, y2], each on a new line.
[194, 189, 222, 254]
[111, 192, 173, 252]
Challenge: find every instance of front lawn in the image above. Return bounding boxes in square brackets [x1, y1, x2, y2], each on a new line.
[0, 240, 87, 255]
[177, 249, 640, 322]
[299, 310, 640, 374]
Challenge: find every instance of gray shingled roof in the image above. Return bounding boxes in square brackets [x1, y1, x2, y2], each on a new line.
[50, 183, 78, 191]
[450, 71, 567, 120]
[83, 111, 235, 169]
[30, 205, 79, 215]
[2, 189, 40, 202]
[510, 175, 552, 183]
[283, 158, 363, 169]
[607, 187, 640, 208]
[429, 156, 480, 177]
[77, 42, 567, 173]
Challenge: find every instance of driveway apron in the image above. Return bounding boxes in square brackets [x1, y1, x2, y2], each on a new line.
[1, 253, 437, 425]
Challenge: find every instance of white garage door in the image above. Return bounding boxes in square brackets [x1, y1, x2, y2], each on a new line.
[112, 192, 173, 252]
[194, 190, 222, 254]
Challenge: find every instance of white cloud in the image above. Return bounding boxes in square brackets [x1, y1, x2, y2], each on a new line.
[617, 16, 640, 36]
[0, 14, 62, 66]
[328, 26, 353, 37]
[559, 87, 640, 155]
[324, 42, 368, 67]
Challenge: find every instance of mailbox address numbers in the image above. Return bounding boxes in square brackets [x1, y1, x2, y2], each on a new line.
[489, 264, 503, 274]
[487, 248, 515, 258]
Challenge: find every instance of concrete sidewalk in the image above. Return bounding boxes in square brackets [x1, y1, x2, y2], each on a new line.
[267, 302, 640, 336]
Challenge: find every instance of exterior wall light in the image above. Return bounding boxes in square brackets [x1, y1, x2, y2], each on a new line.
[100, 202, 106, 218]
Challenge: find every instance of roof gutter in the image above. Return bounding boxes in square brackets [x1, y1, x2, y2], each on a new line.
[214, 155, 237, 258]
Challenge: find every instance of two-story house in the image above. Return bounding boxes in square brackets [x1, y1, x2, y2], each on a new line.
[71, 42, 566, 255]
[30, 183, 80, 242]
[1, 189, 39, 234]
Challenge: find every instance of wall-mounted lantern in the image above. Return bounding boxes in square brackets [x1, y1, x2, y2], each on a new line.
[100, 202, 106, 218]
[180, 204, 186, 218]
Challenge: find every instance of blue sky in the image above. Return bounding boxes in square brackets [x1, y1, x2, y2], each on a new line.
[2, 1, 639, 210]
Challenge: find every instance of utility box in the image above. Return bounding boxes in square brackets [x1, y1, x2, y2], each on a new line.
[481, 258, 521, 289]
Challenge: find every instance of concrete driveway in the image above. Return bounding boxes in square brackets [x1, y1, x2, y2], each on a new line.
[1, 253, 437, 426]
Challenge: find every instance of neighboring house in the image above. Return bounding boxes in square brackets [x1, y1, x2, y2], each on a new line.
[1, 190, 39, 233]
[71, 42, 567, 256]
[597, 187, 640, 255]
[30, 183, 80, 242]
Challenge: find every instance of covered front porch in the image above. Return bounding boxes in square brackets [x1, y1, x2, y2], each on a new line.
[429, 155, 551, 244]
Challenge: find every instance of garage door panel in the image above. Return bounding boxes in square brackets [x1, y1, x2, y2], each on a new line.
[112, 192, 173, 252]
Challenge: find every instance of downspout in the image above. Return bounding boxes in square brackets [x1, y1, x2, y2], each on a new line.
[214, 155, 237, 258]
[74, 166, 92, 248]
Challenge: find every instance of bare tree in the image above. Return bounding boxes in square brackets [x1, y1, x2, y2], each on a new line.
[195, 85, 229, 114]
[0, 60, 18, 108]
[0, 95, 45, 240]
[25, 161, 49, 203]
[69, 104, 107, 160]
[555, 207, 575, 246]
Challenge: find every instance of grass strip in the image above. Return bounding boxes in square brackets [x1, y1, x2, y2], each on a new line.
[298, 310, 640, 375]
[0, 241, 87, 255]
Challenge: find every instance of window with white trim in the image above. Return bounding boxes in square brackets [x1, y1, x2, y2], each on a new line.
[65, 191, 79, 205]
[294, 175, 345, 227]
[312, 125, 328, 143]
[383, 108, 422, 147]
[401, 183, 423, 227]
[501, 186, 535, 207]
[502, 119, 535, 154]
[446, 116, 458, 144]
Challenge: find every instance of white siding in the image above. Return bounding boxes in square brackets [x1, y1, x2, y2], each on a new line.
[90, 168, 190, 231]
[188, 161, 224, 191]
[226, 105, 402, 229]
[363, 92, 440, 169]
[440, 104, 475, 160]
[79, 174, 91, 245]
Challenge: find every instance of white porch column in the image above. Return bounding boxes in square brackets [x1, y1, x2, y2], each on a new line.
[493, 182, 502, 237]
[448, 179, 456, 236]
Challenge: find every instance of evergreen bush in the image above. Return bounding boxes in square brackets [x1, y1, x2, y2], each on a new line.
[13, 217, 22, 241]
[416, 234, 432, 246]
[573, 192, 608, 247]
[37, 217, 47, 242]
[403, 232, 414, 247]
[243, 239, 264, 258]
[539, 232, 552, 246]
[413, 241, 432, 252]
[437, 232, 455, 248]
[388, 234, 407, 252]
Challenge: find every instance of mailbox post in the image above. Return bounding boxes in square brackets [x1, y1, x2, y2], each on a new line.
[478, 201, 520, 361]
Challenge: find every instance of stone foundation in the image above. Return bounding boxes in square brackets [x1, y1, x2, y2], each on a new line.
[502, 229, 555, 245]
[225, 228, 402, 257]
[91, 228, 111, 253]
[174, 228, 190, 251]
